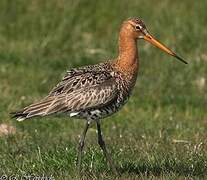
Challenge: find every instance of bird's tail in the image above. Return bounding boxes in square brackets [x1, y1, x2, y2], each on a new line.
[11, 96, 62, 121]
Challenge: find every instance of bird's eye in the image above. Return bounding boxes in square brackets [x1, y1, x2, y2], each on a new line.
[135, 25, 141, 30]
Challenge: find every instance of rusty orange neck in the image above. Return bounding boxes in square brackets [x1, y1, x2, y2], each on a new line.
[115, 27, 139, 75]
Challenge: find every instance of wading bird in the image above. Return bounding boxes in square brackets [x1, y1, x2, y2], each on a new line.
[12, 18, 187, 173]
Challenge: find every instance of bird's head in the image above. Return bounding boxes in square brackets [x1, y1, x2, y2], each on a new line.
[121, 18, 188, 64]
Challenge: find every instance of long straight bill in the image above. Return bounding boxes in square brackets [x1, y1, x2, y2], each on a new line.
[144, 34, 188, 64]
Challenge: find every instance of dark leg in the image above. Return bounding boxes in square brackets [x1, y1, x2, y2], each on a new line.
[77, 121, 90, 172]
[96, 121, 118, 174]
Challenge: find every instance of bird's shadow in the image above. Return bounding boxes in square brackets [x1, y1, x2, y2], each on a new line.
[117, 162, 162, 176]
[116, 161, 204, 178]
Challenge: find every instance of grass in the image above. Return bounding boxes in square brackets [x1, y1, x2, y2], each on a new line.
[0, 0, 207, 179]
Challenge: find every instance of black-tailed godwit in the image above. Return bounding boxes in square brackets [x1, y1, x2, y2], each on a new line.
[12, 18, 187, 173]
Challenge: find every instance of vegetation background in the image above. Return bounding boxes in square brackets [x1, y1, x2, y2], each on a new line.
[0, 0, 206, 179]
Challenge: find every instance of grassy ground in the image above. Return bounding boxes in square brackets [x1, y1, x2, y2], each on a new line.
[0, 0, 207, 179]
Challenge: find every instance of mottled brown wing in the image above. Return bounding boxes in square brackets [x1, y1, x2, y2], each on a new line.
[48, 63, 112, 96]
[12, 68, 117, 120]
[45, 78, 117, 114]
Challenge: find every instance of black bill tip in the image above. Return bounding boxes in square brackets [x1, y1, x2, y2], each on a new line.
[174, 54, 188, 64]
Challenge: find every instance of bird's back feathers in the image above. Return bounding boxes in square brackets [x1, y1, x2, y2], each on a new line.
[11, 62, 118, 121]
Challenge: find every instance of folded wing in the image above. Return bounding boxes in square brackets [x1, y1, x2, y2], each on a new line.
[12, 67, 117, 121]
